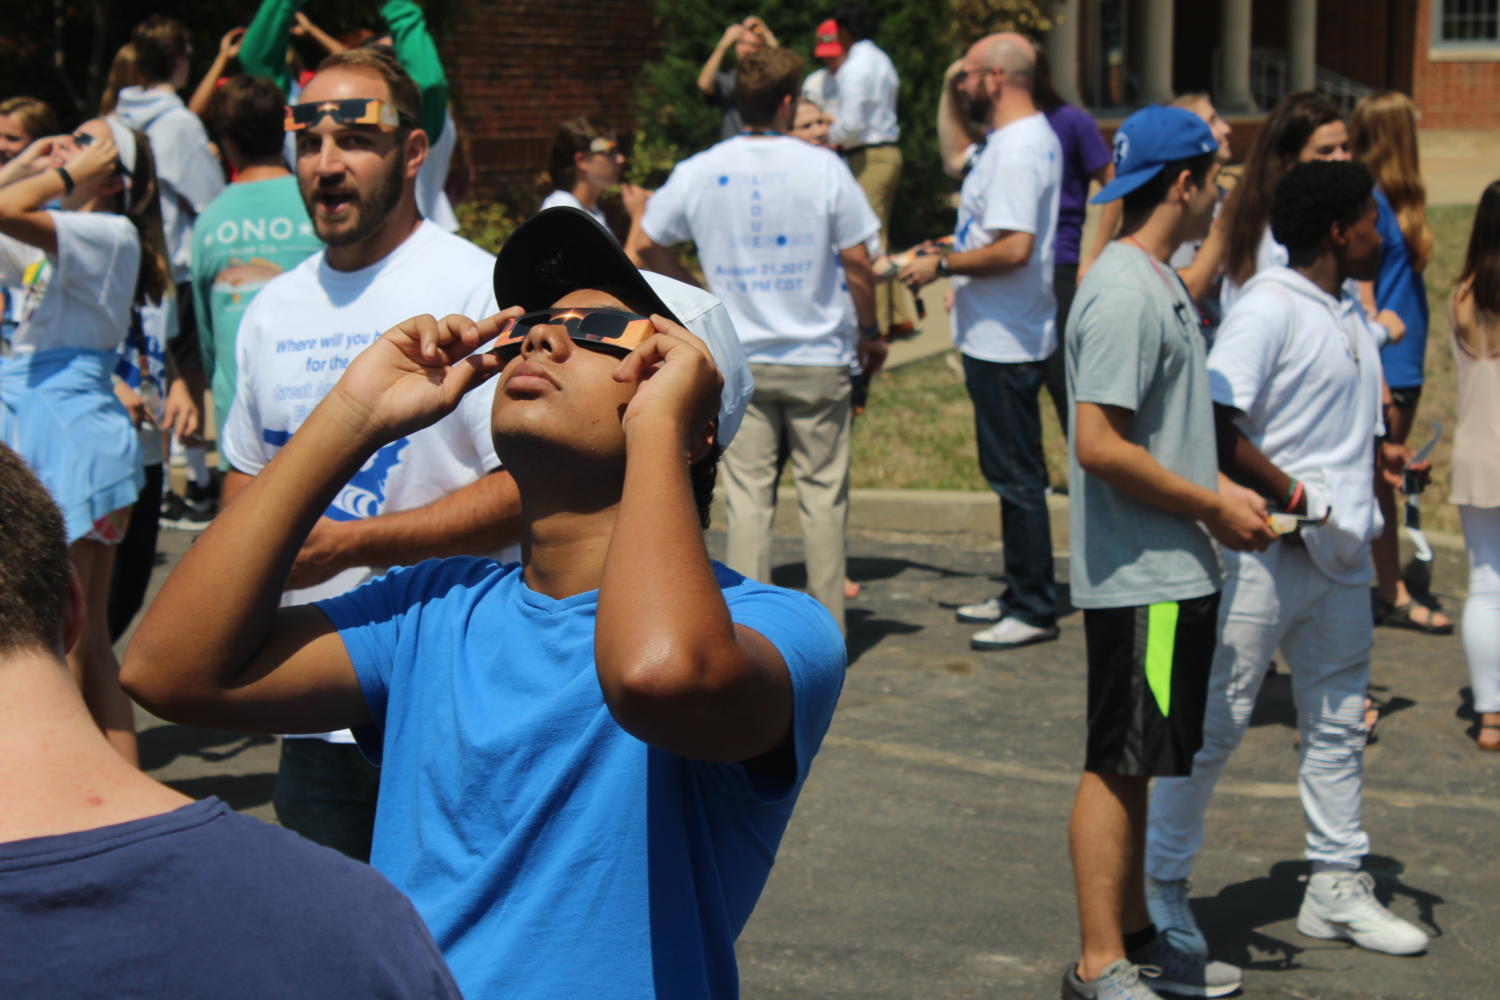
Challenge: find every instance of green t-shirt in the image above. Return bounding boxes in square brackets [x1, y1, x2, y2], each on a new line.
[190, 175, 319, 453]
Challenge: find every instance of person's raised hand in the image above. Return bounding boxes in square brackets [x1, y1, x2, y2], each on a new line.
[1205, 491, 1276, 552]
[219, 26, 245, 60]
[11, 135, 60, 178]
[719, 23, 744, 48]
[67, 129, 119, 187]
[612, 315, 722, 452]
[324, 309, 516, 445]
[620, 182, 652, 220]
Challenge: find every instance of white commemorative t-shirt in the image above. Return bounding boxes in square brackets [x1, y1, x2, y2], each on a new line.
[642, 135, 880, 367]
[224, 220, 503, 611]
[539, 189, 609, 229]
[951, 113, 1062, 363]
[1209, 267, 1386, 585]
[0, 213, 138, 354]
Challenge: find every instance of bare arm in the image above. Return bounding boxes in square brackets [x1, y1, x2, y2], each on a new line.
[0, 134, 120, 255]
[1078, 163, 1119, 277]
[596, 319, 795, 763]
[1212, 404, 1296, 506]
[841, 241, 887, 377]
[697, 25, 740, 96]
[1075, 401, 1274, 551]
[122, 311, 512, 733]
[188, 28, 245, 120]
[899, 229, 1034, 290]
[292, 11, 347, 55]
[635, 236, 702, 288]
[937, 61, 976, 178]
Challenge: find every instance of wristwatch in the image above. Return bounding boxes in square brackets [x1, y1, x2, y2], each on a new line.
[936, 256, 952, 278]
[859, 321, 882, 342]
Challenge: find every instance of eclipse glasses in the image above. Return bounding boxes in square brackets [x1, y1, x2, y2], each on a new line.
[284, 98, 417, 132]
[490, 308, 656, 359]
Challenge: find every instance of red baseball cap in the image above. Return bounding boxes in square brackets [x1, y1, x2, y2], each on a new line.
[814, 19, 843, 58]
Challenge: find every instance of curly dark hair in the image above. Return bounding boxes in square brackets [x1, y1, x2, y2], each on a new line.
[1270, 160, 1374, 262]
[0, 444, 71, 655]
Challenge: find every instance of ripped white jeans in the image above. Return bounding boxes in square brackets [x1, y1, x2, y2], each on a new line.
[1146, 543, 1372, 880]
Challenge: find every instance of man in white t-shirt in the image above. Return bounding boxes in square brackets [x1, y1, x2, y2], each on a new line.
[902, 32, 1062, 651]
[220, 47, 520, 861]
[639, 46, 881, 632]
[1146, 161, 1431, 963]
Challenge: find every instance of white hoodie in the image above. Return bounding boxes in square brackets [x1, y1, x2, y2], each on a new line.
[113, 86, 225, 284]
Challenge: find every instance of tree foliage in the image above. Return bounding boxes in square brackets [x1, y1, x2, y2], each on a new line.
[632, 0, 1057, 247]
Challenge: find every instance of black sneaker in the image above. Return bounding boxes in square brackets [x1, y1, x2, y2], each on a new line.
[160, 490, 214, 531]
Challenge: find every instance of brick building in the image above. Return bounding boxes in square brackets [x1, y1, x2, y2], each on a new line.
[1045, 0, 1500, 130]
[440, 0, 661, 199]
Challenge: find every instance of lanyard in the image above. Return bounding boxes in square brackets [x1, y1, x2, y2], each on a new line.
[1124, 237, 1194, 329]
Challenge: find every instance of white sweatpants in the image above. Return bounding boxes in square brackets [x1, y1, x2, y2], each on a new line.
[1460, 504, 1500, 715]
[1147, 543, 1372, 880]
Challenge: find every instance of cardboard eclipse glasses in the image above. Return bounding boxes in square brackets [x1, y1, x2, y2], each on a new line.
[284, 98, 417, 132]
[490, 308, 656, 359]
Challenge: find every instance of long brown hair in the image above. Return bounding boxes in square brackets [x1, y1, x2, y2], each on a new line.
[1223, 91, 1342, 285]
[1350, 91, 1433, 272]
[99, 42, 142, 115]
[539, 116, 615, 196]
[1461, 179, 1500, 319]
[109, 124, 170, 307]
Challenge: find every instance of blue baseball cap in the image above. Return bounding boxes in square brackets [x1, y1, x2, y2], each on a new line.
[1090, 106, 1218, 204]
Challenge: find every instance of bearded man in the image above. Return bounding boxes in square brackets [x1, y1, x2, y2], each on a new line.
[218, 47, 521, 860]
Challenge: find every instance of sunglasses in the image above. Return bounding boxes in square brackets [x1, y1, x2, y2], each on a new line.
[588, 136, 620, 156]
[70, 130, 131, 176]
[284, 98, 416, 132]
[491, 308, 656, 359]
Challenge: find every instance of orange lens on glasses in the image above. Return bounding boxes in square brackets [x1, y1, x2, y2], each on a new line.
[491, 308, 656, 359]
[284, 98, 416, 132]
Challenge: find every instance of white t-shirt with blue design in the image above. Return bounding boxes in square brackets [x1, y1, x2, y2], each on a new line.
[643, 135, 880, 367]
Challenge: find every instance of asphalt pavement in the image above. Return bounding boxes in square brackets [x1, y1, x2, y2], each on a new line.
[128, 515, 1499, 999]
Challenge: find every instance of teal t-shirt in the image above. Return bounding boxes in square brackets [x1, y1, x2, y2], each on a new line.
[190, 176, 318, 453]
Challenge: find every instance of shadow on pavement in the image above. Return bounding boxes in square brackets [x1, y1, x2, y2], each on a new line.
[845, 608, 922, 666]
[1194, 856, 1444, 971]
[138, 723, 276, 771]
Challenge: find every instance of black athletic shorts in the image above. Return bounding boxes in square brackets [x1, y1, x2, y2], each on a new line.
[1082, 592, 1220, 777]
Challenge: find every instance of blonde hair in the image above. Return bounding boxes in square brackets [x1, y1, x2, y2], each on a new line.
[99, 42, 143, 115]
[0, 96, 60, 142]
[1350, 91, 1433, 272]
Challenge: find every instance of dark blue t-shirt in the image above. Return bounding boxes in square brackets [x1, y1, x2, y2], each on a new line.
[0, 798, 461, 999]
[317, 557, 846, 999]
[1045, 103, 1112, 267]
[1372, 187, 1430, 390]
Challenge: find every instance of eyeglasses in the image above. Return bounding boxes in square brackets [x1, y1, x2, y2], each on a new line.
[490, 308, 656, 359]
[284, 98, 416, 133]
[954, 67, 1002, 83]
[588, 137, 620, 156]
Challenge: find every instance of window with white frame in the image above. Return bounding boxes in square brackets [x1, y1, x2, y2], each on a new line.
[1435, 0, 1500, 44]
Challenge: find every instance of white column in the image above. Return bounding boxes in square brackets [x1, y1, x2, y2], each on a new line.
[1289, 0, 1318, 92]
[1140, 0, 1175, 105]
[1044, 0, 1082, 106]
[1219, 0, 1256, 113]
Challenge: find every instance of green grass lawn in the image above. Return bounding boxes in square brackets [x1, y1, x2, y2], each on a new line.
[851, 203, 1478, 535]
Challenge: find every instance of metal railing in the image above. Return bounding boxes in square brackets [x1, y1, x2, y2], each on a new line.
[1243, 47, 1376, 115]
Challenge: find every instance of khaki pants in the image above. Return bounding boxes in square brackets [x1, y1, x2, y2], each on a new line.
[722, 363, 851, 632]
[845, 143, 915, 333]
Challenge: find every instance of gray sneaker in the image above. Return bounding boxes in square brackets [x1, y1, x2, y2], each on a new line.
[1145, 877, 1209, 958]
[955, 595, 1005, 623]
[1129, 936, 1241, 998]
[1060, 959, 1163, 999]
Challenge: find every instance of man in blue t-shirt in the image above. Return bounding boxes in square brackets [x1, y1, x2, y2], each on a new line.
[0, 443, 460, 999]
[124, 207, 846, 999]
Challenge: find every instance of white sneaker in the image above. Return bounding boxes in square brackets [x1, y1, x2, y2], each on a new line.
[970, 616, 1059, 650]
[1297, 869, 1429, 955]
[1146, 877, 1209, 959]
[954, 595, 1005, 623]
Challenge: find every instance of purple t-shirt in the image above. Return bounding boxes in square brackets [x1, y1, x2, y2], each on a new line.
[1045, 104, 1112, 267]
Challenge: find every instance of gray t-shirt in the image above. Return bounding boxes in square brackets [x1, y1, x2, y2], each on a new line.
[1066, 241, 1222, 609]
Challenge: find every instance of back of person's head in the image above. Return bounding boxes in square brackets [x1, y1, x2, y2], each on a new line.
[1225, 90, 1343, 283]
[0, 445, 71, 657]
[541, 116, 615, 196]
[99, 42, 143, 115]
[831, 2, 876, 41]
[1031, 43, 1063, 113]
[1269, 159, 1373, 263]
[736, 47, 805, 127]
[210, 76, 288, 164]
[1350, 90, 1432, 272]
[1463, 179, 1500, 317]
[0, 96, 60, 143]
[313, 48, 421, 133]
[129, 15, 191, 84]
